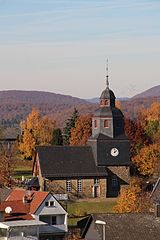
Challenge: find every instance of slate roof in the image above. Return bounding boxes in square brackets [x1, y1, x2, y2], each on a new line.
[78, 213, 160, 240]
[26, 176, 40, 188]
[89, 133, 129, 140]
[100, 88, 115, 100]
[36, 146, 107, 179]
[93, 106, 123, 118]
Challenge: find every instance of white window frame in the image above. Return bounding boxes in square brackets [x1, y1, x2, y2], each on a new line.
[66, 180, 72, 192]
[77, 179, 82, 192]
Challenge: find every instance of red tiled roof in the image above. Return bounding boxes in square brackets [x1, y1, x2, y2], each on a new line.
[7, 189, 49, 214]
[5, 213, 34, 221]
[0, 200, 29, 214]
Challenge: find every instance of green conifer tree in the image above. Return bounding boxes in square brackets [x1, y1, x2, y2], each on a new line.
[63, 108, 79, 145]
[52, 128, 63, 145]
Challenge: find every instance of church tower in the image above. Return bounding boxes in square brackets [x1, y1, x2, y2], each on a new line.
[88, 66, 130, 167]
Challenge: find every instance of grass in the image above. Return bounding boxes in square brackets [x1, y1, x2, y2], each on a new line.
[13, 158, 33, 179]
[66, 199, 117, 226]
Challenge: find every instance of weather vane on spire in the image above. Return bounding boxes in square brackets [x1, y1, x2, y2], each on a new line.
[106, 58, 109, 89]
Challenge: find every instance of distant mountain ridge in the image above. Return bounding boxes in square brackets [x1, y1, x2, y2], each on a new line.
[0, 90, 96, 128]
[0, 90, 87, 104]
[0, 85, 159, 129]
[132, 85, 160, 99]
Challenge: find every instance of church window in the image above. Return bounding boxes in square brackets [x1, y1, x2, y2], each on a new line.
[77, 179, 82, 192]
[112, 176, 118, 187]
[94, 178, 100, 185]
[66, 180, 72, 192]
[105, 100, 110, 106]
[94, 120, 97, 128]
[104, 119, 109, 128]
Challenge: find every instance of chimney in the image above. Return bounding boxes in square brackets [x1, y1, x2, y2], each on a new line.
[23, 191, 34, 204]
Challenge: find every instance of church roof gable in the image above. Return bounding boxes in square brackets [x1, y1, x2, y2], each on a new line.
[36, 146, 107, 178]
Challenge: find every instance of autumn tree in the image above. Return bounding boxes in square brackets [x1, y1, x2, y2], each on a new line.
[124, 118, 150, 157]
[63, 108, 79, 145]
[70, 115, 92, 146]
[19, 108, 55, 159]
[52, 128, 63, 145]
[138, 102, 160, 144]
[114, 178, 151, 213]
[0, 141, 17, 187]
[132, 144, 160, 176]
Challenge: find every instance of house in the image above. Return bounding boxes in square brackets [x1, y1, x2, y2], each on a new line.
[32, 76, 130, 198]
[0, 189, 68, 240]
[77, 213, 160, 240]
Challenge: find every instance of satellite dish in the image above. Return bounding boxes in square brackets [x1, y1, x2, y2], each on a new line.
[5, 206, 12, 214]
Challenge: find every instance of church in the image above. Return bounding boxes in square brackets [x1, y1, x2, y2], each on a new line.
[32, 76, 131, 198]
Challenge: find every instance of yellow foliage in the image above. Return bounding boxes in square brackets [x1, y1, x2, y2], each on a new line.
[132, 144, 160, 176]
[114, 178, 151, 213]
[19, 108, 55, 158]
[70, 115, 92, 146]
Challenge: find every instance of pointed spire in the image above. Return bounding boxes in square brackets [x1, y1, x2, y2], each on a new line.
[106, 58, 109, 89]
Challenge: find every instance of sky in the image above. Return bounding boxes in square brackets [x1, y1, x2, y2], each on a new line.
[0, 0, 159, 99]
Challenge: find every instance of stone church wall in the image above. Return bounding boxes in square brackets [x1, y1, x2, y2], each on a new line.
[45, 178, 107, 199]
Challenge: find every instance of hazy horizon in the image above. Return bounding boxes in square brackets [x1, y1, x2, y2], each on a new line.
[0, 0, 159, 98]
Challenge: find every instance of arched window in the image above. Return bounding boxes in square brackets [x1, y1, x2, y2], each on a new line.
[104, 119, 109, 128]
[94, 120, 97, 128]
[105, 100, 110, 106]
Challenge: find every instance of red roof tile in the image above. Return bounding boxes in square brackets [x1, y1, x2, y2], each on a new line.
[0, 200, 29, 214]
[7, 189, 49, 214]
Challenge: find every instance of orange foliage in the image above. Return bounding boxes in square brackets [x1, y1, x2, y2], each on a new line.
[70, 115, 92, 146]
[139, 102, 160, 122]
[132, 144, 160, 176]
[0, 142, 17, 187]
[114, 178, 151, 213]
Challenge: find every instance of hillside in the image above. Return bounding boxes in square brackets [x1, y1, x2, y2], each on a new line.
[0, 86, 160, 130]
[0, 90, 97, 128]
[132, 85, 160, 99]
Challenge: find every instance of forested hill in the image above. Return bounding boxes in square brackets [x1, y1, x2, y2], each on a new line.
[0, 86, 160, 129]
[0, 90, 97, 128]
[0, 90, 86, 104]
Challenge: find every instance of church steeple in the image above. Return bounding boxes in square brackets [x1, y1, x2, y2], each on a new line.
[106, 58, 109, 89]
[100, 61, 115, 108]
[90, 64, 124, 139]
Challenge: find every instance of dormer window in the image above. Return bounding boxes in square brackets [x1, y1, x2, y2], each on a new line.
[45, 201, 55, 207]
[104, 119, 109, 128]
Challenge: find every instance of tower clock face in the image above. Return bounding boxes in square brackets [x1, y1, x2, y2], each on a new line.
[110, 148, 119, 157]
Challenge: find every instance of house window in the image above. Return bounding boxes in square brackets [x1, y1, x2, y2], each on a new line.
[94, 120, 97, 128]
[77, 179, 82, 192]
[52, 216, 57, 225]
[50, 201, 55, 207]
[104, 119, 109, 128]
[66, 180, 72, 192]
[94, 179, 100, 185]
[45, 201, 55, 207]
